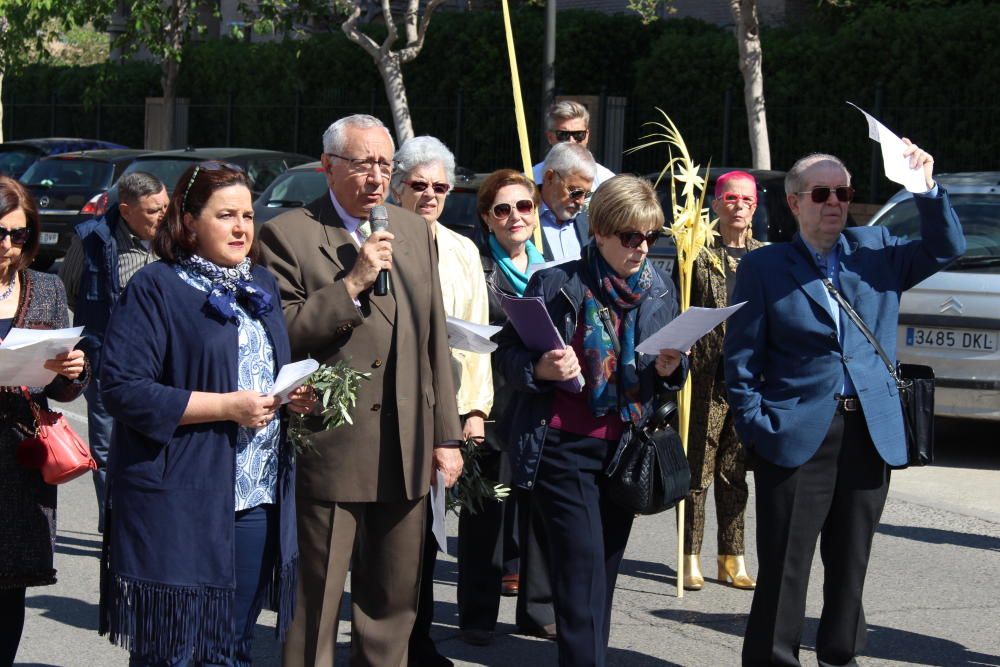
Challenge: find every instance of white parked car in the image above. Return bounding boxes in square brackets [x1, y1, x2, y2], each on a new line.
[869, 172, 1000, 422]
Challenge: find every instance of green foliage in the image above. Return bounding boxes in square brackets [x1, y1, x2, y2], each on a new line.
[4, 1, 998, 201]
[48, 22, 109, 66]
[447, 437, 511, 516]
[288, 360, 370, 457]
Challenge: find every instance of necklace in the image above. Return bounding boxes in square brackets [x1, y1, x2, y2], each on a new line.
[724, 246, 743, 273]
[0, 274, 15, 301]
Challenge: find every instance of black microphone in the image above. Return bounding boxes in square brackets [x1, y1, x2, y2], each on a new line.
[370, 205, 390, 296]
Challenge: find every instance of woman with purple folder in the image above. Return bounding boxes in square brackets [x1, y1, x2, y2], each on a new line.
[496, 174, 688, 666]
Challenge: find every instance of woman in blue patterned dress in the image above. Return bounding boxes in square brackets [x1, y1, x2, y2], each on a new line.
[98, 162, 316, 666]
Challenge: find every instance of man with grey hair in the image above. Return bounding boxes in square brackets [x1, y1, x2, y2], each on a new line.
[538, 142, 596, 261]
[59, 170, 168, 533]
[724, 142, 965, 665]
[258, 114, 463, 667]
[532, 100, 615, 187]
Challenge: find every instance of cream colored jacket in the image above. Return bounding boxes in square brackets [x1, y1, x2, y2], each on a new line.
[435, 223, 494, 417]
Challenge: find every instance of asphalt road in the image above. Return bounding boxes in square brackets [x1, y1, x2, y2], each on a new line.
[13, 400, 1000, 666]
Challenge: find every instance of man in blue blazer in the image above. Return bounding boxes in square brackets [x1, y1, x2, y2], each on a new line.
[724, 142, 965, 666]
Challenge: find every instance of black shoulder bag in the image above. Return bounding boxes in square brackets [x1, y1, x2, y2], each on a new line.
[596, 306, 691, 514]
[817, 277, 935, 469]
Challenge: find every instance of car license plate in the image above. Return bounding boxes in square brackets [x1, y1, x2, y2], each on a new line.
[40, 232, 59, 245]
[905, 327, 997, 351]
[649, 257, 675, 276]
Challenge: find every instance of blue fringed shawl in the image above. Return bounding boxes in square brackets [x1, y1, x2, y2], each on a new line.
[97, 261, 297, 662]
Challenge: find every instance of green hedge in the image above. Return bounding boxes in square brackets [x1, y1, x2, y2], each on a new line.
[4, 2, 997, 201]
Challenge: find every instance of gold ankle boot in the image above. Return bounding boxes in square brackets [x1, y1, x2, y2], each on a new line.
[683, 554, 704, 591]
[717, 555, 756, 589]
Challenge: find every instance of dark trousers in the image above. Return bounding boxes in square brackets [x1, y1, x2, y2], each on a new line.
[410, 499, 440, 656]
[0, 586, 26, 667]
[533, 429, 634, 667]
[85, 379, 113, 533]
[456, 447, 553, 632]
[743, 411, 890, 667]
[129, 504, 279, 667]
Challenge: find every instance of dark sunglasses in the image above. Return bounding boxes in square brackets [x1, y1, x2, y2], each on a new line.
[797, 186, 855, 204]
[567, 187, 592, 201]
[492, 200, 535, 218]
[617, 230, 662, 249]
[0, 226, 31, 245]
[554, 130, 588, 142]
[405, 180, 451, 195]
[181, 160, 245, 212]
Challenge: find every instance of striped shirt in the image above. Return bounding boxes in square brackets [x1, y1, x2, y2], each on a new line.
[59, 218, 156, 310]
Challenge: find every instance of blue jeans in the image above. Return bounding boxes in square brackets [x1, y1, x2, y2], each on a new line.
[84, 379, 113, 533]
[128, 504, 279, 667]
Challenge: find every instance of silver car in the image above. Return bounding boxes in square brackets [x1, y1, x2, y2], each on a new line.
[869, 172, 1000, 422]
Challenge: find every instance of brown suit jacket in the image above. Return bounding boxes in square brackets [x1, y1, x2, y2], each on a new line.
[258, 193, 462, 503]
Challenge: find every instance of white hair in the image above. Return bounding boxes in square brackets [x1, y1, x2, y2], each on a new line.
[321, 114, 395, 155]
[785, 153, 851, 194]
[542, 142, 596, 181]
[389, 136, 457, 195]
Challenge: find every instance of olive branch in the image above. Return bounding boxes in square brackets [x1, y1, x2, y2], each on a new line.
[288, 360, 370, 456]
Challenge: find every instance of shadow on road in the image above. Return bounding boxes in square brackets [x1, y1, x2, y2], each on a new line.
[25, 595, 98, 632]
[877, 523, 1000, 552]
[54, 534, 102, 559]
[648, 609, 1000, 666]
[620, 558, 678, 588]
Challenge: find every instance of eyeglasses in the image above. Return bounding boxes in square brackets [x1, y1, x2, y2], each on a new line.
[554, 130, 588, 143]
[797, 186, 855, 204]
[0, 226, 30, 245]
[717, 193, 757, 207]
[405, 180, 451, 195]
[492, 200, 535, 218]
[181, 161, 244, 212]
[617, 230, 662, 249]
[327, 152, 394, 176]
[554, 172, 592, 202]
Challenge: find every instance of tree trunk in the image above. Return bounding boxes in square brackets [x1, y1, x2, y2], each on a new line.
[161, 57, 179, 149]
[377, 53, 414, 144]
[0, 72, 5, 144]
[730, 0, 771, 169]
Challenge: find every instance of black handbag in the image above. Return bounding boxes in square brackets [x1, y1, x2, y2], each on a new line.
[605, 401, 691, 515]
[594, 306, 692, 515]
[818, 278, 934, 469]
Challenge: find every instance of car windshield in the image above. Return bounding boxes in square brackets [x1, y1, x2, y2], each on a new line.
[122, 159, 199, 191]
[0, 149, 40, 178]
[262, 169, 326, 206]
[873, 193, 1000, 265]
[21, 159, 115, 189]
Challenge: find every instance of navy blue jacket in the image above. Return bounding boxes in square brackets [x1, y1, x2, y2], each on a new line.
[98, 261, 297, 661]
[72, 205, 127, 372]
[724, 189, 965, 468]
[495, 251, 688, 489]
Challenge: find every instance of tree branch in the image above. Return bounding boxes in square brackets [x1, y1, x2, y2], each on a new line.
[379, 0, 397, 57]
[341, 0, 381, 58]
[398, 0, 444, 63]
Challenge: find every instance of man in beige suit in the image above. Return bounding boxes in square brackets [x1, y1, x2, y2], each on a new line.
[258, 114, 463, 667]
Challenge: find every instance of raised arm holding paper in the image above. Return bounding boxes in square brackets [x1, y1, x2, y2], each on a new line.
[724, 137, 964, 665]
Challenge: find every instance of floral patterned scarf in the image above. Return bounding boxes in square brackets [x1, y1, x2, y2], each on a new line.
[177, 255, 272, 322]
[580, 245, 654, 422]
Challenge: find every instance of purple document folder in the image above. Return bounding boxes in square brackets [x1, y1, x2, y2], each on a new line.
[498, 292, 585, 393]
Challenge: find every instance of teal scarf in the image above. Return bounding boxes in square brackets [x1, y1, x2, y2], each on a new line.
[488, 234, 545, 296]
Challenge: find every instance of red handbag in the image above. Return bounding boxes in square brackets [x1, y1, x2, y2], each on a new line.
[16, 387, 96, 485]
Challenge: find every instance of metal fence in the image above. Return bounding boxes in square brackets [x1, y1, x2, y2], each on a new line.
[4, 88, 997, 204]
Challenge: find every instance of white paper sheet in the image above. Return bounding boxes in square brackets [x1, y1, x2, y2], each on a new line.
[446, 316, 502, 354]
[270, 358, 320, 404]
[635, 302, 746, 355]
[847, 102, 928, 193]
[430, 469, 449, 555]
[0, 326, 85, 387]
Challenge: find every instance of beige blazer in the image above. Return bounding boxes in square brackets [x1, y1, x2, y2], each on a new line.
[258, 193, 462, 502]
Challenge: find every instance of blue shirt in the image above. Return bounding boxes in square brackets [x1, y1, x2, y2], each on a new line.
[801, 237, 856, 397]
[174, 264, 280, 510]
[539, 203, 582, 261]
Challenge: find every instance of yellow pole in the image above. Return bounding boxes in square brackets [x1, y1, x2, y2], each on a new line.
[500, 0, 544, 250]
[676, 261, 693, 598]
